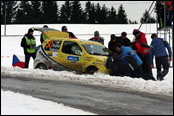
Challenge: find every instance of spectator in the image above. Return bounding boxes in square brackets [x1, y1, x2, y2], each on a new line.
[89, 31, 104, 45]
[118, 32, 131, 46]
[133, 29, 148, 45]
[108, 34, 122, 53]
[40, 25, 48, 44]
[62, 26, 78, 39]
[131, 42, 154, 79]
[21, 28, 36, 68]
[150, 33, 172, 81]
[115, 43, 143, 66]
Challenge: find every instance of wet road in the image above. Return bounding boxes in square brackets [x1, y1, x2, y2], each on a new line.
[1, 75, 173, 115]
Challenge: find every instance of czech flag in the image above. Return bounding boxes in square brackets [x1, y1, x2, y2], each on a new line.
[12, 54, 25, 68]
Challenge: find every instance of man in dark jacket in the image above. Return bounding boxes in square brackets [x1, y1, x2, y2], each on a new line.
[108, 34, 122, 53]
[89, 31, 104, 45]
[150, 33, 172, 80]
[21, 28, 36, 68]
[117, 32, 131, 46]
[62, 26, 78, 39]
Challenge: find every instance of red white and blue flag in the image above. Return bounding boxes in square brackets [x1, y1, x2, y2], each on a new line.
[12, 54, 25, 68]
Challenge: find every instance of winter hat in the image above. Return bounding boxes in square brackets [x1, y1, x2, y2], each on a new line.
[110, 34, 116, 40]
[94, 31, 99, 36]
[43, 25, 48, 28]
[121, 32, 127, 36]
[28, 28, 34, 33]
[133, 29, 140, 35]
[62, 26, 67, 31]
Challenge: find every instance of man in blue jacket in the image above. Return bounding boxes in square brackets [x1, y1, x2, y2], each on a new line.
[115, 44, 143, 66]
[150, 33, 172, 81]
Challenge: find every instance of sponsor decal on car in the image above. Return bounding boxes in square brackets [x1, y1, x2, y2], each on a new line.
[67, 56, 80, 62]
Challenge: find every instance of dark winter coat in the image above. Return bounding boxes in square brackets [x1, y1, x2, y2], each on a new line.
[108, 36, 123, 53]
[105, 53, 131, 76]
[149, 37, 172, 64]
[89, 36, 104, 45]
[68, 32, 78, 39]
[117, 36, 131, 46]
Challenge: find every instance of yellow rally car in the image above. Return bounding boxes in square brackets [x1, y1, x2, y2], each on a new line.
[33, 27, 110, 74]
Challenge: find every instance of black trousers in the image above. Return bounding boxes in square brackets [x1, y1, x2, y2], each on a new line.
[140, 54, 154, 79]
[24, 53, 36, 68]
[155, 56, 170, 80]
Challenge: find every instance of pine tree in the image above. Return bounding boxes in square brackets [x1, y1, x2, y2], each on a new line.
[117, 4, 128, 24]
[1, 1, 17, 24]
[71, 1, 84, 23]
[1, 1, 5, 24]
[42, 1, 58, 24]
[100, 5, 108, 24]
[30, 1, 42, 24]
[95, 3, 102, 24]
[129, 19, 138, 24]
[140, 9, 156, 23]
[15, 1, 32, 24]
[59, 1, 72, 23]
[85, 2, 96, 24]
[107, 6, 117, 24]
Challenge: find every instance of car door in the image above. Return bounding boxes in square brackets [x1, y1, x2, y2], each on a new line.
[58, 41, 84, 72]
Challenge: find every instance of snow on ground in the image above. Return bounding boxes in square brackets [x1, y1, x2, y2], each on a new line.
[1, 90, 96, 115]
[1, 24, 173, 114]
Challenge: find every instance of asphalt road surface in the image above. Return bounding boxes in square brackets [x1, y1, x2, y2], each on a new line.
[1, 75, 173, 115]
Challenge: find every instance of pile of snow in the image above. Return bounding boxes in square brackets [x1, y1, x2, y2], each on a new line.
[1, 66, 173, 96]
[1, 90, 96, 115]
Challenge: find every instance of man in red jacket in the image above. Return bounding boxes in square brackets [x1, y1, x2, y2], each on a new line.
[133, 29, 148, 45]
[131, 42, 154, 80]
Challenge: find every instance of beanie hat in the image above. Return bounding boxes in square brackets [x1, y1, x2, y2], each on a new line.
[62, 26, 67, 31]
[94, 31, 99, 36]
[133, 29, 140, 35]
[111, 34, 116, 40]
[121, 32, 127, 36]
[28, 28, 34, 33]
[43, 25, 48, 28]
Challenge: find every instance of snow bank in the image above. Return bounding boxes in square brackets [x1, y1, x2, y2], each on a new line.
[1, 66, 173, 96]
[1, 90, 96, 115]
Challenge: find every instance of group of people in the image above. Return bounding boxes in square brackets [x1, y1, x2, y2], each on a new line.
[21, 26, 172, 81]
[105, 29, 172, 81]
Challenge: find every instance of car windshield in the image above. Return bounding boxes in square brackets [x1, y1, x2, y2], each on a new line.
[82, 44, 109, 56]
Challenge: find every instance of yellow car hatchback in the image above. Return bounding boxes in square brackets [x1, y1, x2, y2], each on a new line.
[34, 27, 110, 74]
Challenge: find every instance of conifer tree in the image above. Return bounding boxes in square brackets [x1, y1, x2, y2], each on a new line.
[71, 1, 85, 23]
[59, 1, 72, 23]
[42, 1, 58, 24]
[107, 6, 117, 24]
[140, 9, 156, 23]
[15, 1, 32, 24]
[117, 4, 128, 24]
[30, 1, 43, 24]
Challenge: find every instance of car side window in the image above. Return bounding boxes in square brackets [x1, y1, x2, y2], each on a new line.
[44, 40, 62, 52]
[62, 41, 82, 55]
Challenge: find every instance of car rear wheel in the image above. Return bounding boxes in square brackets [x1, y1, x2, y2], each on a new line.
[36, 64, 47, 70]
[86, 66, 98, 74]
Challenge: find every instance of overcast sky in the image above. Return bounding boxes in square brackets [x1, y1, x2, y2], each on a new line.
[57, 1, 156, 23]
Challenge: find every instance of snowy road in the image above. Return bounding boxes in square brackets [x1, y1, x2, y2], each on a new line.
[1, 75, 173, 115]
